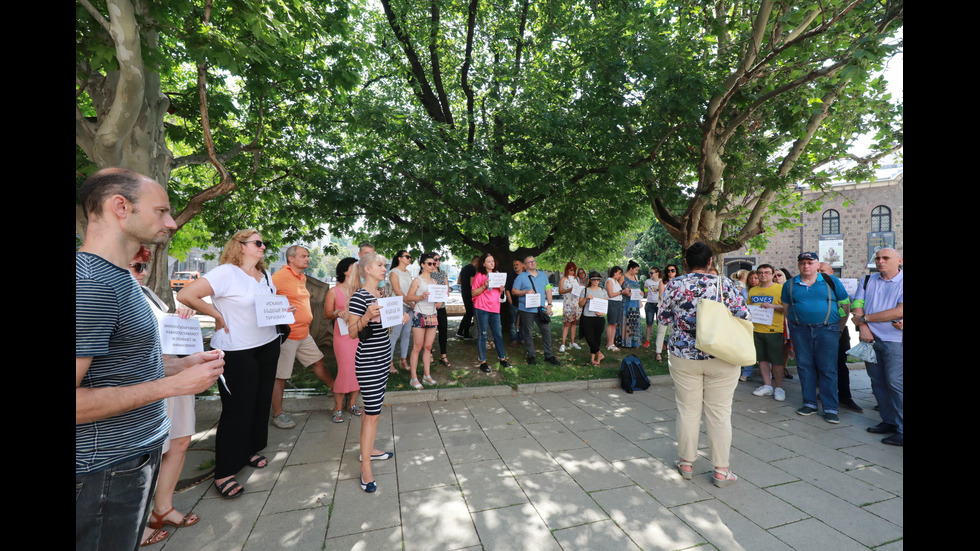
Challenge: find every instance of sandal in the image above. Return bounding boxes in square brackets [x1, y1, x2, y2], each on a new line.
[248, 455, 268, 468]
[656, 353, 662, 362]
[149, 506, 199, 529]
[410, 378, 424, 390]
[214, 478, 244, 499]
[423, 375, 437, 386]
[713, 467, 738, 488]
[400, 358, 410, 370]
[140, 527, 169, 547]
[676, 460, 694, 481]
[439, 356, 452, 368]
[349, 404, 363, 416]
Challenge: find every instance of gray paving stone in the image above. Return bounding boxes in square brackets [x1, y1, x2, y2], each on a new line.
[525, 421, 588, 453]
[444, 439, 500, 465]
[553, 519, 642, 551]
[613, 456, 713, 508]
[600, 413, 664, 442]
[768, 434, 867, 472]
[847, 443, 905, 475]
[432, 410, 482, 433]
[326, 473, 400, 538]
[848, 463, 904, 495]
[396, 449, 457, 492]
[285, 423, 349, 465]
[390, 402, 435, 425]
[725, 447, 800, 488]
[552, 447, 634, 492]
[262, 460, 339, 515]
[470, 503, 561, 551]
[729, 410, 796, 440]
[703, 479, 808, 529]
[496, 395, 559, 425]
[768, 518, 869, 551]
[527, 391, 577, 412]
[481, 421, 532, 443]
[171, 489, 268, 550]
[520, 380, 589, 394]
[591, 485, 706, 551]
[771, 455, 895, 506]
[576, 427, 647, 462]
[244, 507, 330, 550]
[393, 420, 444, 452]
[386, 388, 439, 403]
[672, 499, 794, 551]
[440, 385, 514, 400]
[768, 480, 902, 547]
[323, 527, 403, 551]
[400, 485, 480, 551]
[515, 469, 608, 530]
[493, 435, 562, 475]
[455, 459, 529, 512]
[863, 495, 903, 527]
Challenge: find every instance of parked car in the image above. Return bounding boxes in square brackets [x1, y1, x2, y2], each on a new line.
[170, 271, 201, 291]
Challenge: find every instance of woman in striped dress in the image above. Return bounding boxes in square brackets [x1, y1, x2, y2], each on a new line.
[346, 252, 408, 492]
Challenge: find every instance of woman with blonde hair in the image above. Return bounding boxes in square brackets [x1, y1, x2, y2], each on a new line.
[559, 262, 582, 352]
[178, 229, 294, 499]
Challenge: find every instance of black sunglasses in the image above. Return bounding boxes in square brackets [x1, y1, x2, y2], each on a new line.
[129, 262, 148, 273]
[240, 239, 265, 248]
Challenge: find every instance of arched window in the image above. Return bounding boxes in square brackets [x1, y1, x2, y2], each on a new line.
[822, 209, 840, 234]
[871, 205, 892, 232]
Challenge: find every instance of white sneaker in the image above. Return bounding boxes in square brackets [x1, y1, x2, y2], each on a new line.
[570, 343, 582, 350]
[773, 388, 786, 401]
[559, 344, 566, 352]
[752, 385, 774, 397]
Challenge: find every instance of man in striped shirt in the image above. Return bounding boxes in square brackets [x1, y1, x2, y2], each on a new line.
[76, 168, 224, 550]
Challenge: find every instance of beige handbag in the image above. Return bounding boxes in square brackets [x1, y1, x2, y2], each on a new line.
[695, 276, 755, 365]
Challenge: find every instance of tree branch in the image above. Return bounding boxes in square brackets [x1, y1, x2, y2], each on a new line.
[172, 141, 261, 169]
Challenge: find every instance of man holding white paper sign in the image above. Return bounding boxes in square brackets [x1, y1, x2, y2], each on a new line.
[512, 256, 560, 366]
[270, 245, 333, 430]
[747, 264, 786, 402]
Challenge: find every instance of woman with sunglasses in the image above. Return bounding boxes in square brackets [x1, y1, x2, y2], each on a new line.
[621, 261, 643, 348]
[471, 253, 511, 373]
[429, 253, 453, 368]
[654, 264, 680, 362]
[129, 247, 205, 545]
[405, 253, 442, 388]
[578, 271, 609, 366]
[388, 250, 415, 373]
[178, 230, 293, 499]
[605, 266, 625, 351]
[643, 267, 662, 348]
[559, 262, 582, 352]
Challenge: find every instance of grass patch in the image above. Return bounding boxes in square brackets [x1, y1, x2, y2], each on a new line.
[287, 315, 670, 393]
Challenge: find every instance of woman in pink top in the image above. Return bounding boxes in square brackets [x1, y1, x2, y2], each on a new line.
[324, 258, 361, 423]
[472, 253, 512, 373]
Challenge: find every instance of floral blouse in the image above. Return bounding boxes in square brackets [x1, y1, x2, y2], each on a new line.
[657, 273, 750, 360]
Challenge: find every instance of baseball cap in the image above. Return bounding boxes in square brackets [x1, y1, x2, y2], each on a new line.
[797, 252, 819, 261]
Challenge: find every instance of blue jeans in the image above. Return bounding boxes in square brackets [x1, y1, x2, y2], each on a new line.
[788, 322, 839, 413]
[867, 339, 903, 433]
[76, 448, 162, 550]
[475, 308, 506, 363]
[390, 314, 412, 360]
[508, 303, 520, 342]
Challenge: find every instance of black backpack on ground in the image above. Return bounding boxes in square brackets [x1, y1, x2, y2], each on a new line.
[620, 354, 650, 393]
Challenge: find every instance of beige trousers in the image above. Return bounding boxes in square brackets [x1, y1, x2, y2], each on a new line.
[669, 355, 740, 468]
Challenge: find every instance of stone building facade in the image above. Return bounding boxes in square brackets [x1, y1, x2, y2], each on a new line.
[723, 173, 903, 279]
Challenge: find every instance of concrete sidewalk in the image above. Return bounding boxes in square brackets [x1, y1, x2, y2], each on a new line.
[155, 368, 902, 550]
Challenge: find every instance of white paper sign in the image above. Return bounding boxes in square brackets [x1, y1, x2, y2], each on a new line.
[488, 272, 507, 288]
[337, 317, 350, 336]
[255, 295, 295, 327]
[427, 284, 449, 302]
[378, 296, 404, 329]
[747, 305, 774, 326]
[840, 278, 859, 299]
[160, 316, 204, 355]
[589, 298, 609, 315]
[570, 282, 584, 297]
[525, 293, 541, 308]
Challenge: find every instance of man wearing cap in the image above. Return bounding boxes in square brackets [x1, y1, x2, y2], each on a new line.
[781, 252, 851, 423]
[851, 248, 903, 446]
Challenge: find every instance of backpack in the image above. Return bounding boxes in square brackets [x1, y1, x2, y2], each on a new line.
[620, 355, 650, 394]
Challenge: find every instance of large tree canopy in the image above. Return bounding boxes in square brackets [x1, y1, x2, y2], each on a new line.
[76, 0, 354, 299]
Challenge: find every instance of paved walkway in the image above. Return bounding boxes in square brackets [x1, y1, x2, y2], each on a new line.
[154, 368, 902, 550]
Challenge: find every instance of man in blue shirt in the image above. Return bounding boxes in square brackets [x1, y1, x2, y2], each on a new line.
[851, 248, 903, 446]
[782, 252, 851, 423]
[511, 256, 561, 365]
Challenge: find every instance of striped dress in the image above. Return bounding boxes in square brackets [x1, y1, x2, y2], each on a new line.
[349, 289, 390, 415]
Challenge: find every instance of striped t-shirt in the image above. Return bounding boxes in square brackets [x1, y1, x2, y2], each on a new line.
[76, 252, 169, 474]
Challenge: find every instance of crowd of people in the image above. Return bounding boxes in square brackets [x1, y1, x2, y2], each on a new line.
[77, 167, 902, 548]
